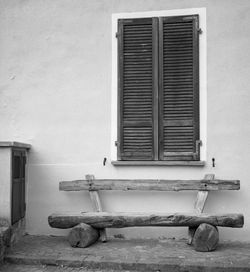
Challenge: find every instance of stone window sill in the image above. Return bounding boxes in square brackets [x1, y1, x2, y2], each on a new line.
[111, 161, 205, 166]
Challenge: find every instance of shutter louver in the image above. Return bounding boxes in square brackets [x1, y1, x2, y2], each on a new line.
[159, 15, 200, 161]
[118, 18, 158, 160]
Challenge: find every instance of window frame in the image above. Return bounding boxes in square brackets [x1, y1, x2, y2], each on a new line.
[111, 8, 207, 166]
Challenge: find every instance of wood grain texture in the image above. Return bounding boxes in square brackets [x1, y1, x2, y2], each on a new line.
[194, 191, 208, 214]
[48, 212, 244, 229]
[85, 175, 107, 242]
[194, 174, 214, 213]
[59, 178, 240, 192]
[152, 17, 159, 161]
[118, 18, 155, 160]
[89, 191, 102, 212]
[67, 223, 99, 248]
[188, 174, 214, 245]
[193, 223, 219, 252]
[158, 15, 199, 161]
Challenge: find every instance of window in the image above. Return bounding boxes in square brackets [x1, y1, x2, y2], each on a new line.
[116, 14, 201, 162]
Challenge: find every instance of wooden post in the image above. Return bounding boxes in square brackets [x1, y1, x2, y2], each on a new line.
[194, 190, 209, 214]
[187, 174, 215, 245]
[85, 174, 107, 242]
[68, 223, 99, 248]
[193, 223, 219, 252]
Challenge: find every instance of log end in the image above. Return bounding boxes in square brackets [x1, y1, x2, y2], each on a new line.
[68, 223, 99, 248]
[227, 213, 244, 228]
[193, 223, 219, 252]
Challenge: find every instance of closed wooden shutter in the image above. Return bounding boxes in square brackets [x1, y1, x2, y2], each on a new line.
[117, 18, 158, 160]
[12, 150, 26, 224]
[159, 15, 200, 161]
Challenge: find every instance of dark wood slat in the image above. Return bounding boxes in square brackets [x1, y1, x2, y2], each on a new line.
[118, 15, 200, 162]
[123, 121, 152, 126]
[158, 17, 164, 160]
[159, 15, 199, 161]
[118, 18, 155, 161]
[152, 17, 159, 161]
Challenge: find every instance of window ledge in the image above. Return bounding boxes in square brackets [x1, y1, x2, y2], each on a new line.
[0, 141, 31, 149]
[111, 161, 205, 166]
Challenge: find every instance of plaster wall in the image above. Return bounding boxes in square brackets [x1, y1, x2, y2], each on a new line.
[0, 0, 249, 241]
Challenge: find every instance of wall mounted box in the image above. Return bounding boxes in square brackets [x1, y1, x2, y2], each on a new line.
[0, 142, 31, 225]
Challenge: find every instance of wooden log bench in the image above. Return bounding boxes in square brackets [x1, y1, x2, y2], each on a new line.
[48, 174, 244, 252]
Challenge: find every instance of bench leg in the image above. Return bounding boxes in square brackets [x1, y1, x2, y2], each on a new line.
[68, 223, 99, 248]
[192, 223, 219, 252]
[187, 226, 197, 245]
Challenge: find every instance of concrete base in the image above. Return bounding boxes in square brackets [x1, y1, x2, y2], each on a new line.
[10, 218, 26, 246]
[3, 235, 250, 271]
[0, 217, 26, 264]
[0, 226, 11, 264]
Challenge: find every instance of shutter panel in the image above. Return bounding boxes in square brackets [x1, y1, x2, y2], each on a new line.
[117, 18, 158, 160]
[12, 150, 26, 224]
[159, 15, 200, 161]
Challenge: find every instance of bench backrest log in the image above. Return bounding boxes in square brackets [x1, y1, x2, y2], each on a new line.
[59, 178, 240, 192]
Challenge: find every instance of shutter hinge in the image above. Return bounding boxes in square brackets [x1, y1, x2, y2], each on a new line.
[116, 32, 119, 38]
[115, 141, 121, 147]
[197, 28, 203, 34]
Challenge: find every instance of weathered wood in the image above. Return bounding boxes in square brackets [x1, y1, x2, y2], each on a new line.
[48, 212, 244, 229]
[195, 174, 215, 213]
[89, 190, 103, 212]
[67, 223, 99, 248]
[194, 191, 209, 214]
[86, 174, 107, 243]
[59, 178, 240, 192]
[188, 190, 209, 245]
[118, 18, 155, 161]
[152, 17, 159, 161]
[188, 190, 208, 245]
[188, 174, 214, 245]
[193, 223, 219, 252]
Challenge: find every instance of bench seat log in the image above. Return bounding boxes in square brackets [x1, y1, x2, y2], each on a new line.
[48, 212, 244, 229]
[59, 179, 240, 192]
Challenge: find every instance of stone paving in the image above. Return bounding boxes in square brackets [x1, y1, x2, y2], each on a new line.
[0, 264, 126, 272]
[2, 235, 250, 271]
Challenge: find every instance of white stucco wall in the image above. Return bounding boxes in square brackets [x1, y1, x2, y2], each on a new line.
[0, 0, 249, 241]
